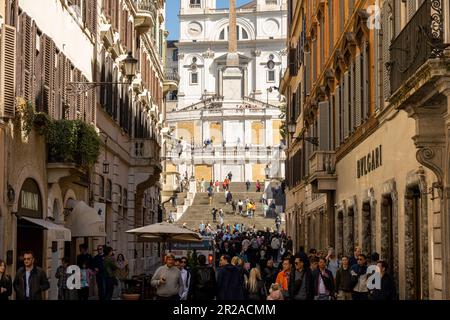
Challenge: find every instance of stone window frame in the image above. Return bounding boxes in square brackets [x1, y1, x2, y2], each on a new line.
[335, 201, 346, 258]
[361, 188, 376, 257]
[380, 178, 399, 296]
[404, 168, 430, 299]
[345, 195, 358, 257]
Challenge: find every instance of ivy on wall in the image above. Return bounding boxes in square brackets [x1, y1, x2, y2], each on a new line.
[15, 98, 101, 167]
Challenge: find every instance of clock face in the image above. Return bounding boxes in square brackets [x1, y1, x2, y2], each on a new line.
[188, 22, 202, 37]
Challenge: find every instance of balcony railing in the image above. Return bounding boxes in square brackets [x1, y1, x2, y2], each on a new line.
[389, 0, 448, 94]
[309, 151, 336, 176]
[134, 0, 156, 13]
[164, 70, 180, 83]
[308, 151, 336, 192]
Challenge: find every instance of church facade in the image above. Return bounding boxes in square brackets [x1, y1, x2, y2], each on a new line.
[165, 0, 288, 183]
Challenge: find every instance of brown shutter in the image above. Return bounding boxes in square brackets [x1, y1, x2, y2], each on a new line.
[0, 24, 17, 118]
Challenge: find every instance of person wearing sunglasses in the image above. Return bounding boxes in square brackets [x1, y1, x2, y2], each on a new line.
[13, 251, 50, 300]
[350, 254, 369, 300]
[176, 257, 191, 301]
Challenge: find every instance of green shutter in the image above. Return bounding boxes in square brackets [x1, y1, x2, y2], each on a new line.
[318, 101, 330, 151]
[334, 86, 340, 148]
[343, 71, 349, 139]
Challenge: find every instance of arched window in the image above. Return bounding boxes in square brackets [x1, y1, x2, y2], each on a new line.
[217, 25, 250, 41]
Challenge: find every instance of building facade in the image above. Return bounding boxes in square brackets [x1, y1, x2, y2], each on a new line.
[0, 0, 166, 299]
[282, 0, 450, 299]
[165, 0, 288, 183]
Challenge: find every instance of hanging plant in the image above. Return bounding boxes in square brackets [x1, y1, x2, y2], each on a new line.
[77, 121, 101, 166]
[15, 98, 36, 138]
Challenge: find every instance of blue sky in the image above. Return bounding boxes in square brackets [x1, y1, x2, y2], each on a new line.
[166, 0, 250, 40]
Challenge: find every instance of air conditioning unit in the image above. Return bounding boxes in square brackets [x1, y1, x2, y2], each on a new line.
[0, 25, 16, 119]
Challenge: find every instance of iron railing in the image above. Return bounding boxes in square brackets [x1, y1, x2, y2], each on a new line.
[389, 0, 448, 93]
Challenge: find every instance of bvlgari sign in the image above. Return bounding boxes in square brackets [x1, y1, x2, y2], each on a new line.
[357, 145, 382, 178]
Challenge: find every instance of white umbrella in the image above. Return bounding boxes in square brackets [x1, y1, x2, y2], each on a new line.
[127, 222, 202, 263]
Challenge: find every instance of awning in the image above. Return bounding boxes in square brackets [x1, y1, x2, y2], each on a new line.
[65, 200, 106, 238]
[21, 217, 71, 241]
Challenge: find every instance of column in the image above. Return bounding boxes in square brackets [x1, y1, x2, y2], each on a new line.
[243, 67, 248, 97]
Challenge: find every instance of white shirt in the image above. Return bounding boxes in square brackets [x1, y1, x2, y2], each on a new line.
[25, 270, 31, 298]
[179, 269, 190, 300]
[318, 271, 327, 295]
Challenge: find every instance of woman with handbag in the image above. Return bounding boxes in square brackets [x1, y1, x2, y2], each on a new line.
[247, 268, 267, 301]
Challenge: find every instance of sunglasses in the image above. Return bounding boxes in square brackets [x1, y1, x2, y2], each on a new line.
[24, 258, 33, 261]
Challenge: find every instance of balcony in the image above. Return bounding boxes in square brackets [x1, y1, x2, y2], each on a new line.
[389, 0, 449, 94]
[131, 138, 160, 168]
[133, 0, 156, 33]
[163, 69, 179, 94]
[308, 151, 336, 193]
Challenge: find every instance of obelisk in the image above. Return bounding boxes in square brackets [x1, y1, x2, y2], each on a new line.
[222, 0, 242, 100]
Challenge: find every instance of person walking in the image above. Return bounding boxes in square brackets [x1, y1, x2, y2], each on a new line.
[325, 248, 340, 279]
[76, 244, 92, 269]
[207, 185, 213, 205]
[151, 254, 184, 300]
[215, 180, 220, 193]
[200, 178, 205, 192]
[228, 171, 233, 182]
[263, 258, 277, 293]
[13, 251, 50, 300]
[256, 180, 261, 192]
[271, 236, 281, 262]
[0, 259, 12, 300]
[238, 199, 244, 216]
[370, 261, 396, 300]
[92, 245, 106, 300]
[78, 260, 91, 300]
[55, 257, 70, 300]
[246, 180, 251, 191]
[212, 208, 217, 223]
[335, 256, 353, 300]
[115, 254, 129, 296]
[189, 255, 216, 300]
[177, 257, 191, 301]
[289, 256, 313, 300]
[312, 258, 335, 300]
[349, 247, 362, 268]
[216, 255, 244, 300]
[247, 268, 267, 301]
[231, 200, 237, 214]
[275, 257, 291, 298]
[103, 246, 118, 300]
[351, 254, 369, 300]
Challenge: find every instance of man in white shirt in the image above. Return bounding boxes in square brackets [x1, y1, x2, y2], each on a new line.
[177, 258, 190, 300]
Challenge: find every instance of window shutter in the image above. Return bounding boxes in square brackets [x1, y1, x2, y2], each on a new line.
[305, 52, 311, 95]
[334, 86, 340, 148]
[355, 54, 362, 127]
[0, 24, 17, 118]
[382, 4, 391, 103]
[343, 71, 349, 139]
[349, 62, 355, 132]
[318, 101, 330, 151]
[363, 41, 369, 120]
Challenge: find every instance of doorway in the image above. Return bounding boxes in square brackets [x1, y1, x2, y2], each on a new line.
[17, 220, 44, 268]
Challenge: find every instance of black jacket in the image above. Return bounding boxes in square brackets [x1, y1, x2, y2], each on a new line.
[247, 279, 267, 301]
[263, 266, 277, 290]
[288, 268, 314, 300]
[189, 265, 216, 300]
[371, 273, 397, 300]
[335, 267, 353, 292]
[312, 268, 334, 297]
[216, 264, 244, 300]
[0, 274, 12, 300]
[13, 266, 50, 300]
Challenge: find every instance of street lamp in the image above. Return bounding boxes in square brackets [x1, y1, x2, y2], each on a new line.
[288, 118, 297, 137]
[122, 51, 138, 82]
[67, 51, 139, 95]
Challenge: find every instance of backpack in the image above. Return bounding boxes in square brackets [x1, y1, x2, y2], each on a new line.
[196, 267, 213, 290]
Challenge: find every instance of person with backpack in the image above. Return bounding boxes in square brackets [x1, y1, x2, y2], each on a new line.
[189, 254, 216, 300]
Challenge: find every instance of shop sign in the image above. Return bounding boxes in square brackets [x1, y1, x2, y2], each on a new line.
[357, 145, 382, 178]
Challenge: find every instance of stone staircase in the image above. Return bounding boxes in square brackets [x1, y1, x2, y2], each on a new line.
[176, 182, 278, 232]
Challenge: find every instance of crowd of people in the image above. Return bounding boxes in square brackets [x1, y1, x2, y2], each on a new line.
[0, 244, 130, 300]
[151, 226, 397, 301]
